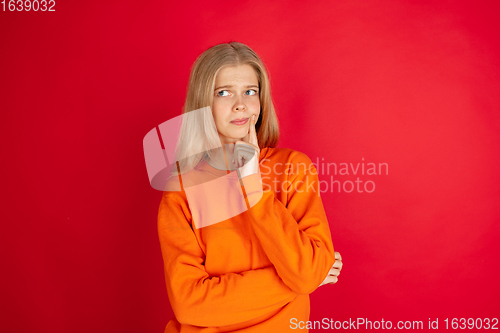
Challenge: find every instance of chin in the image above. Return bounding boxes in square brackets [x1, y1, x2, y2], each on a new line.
[229, 131, 246, 139]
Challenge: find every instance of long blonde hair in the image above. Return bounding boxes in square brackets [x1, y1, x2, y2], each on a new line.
[174, 42, 280, 175]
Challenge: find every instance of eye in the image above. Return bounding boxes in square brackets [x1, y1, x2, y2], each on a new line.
[217, 90, 230, 97]
[245, 89, 258, 96]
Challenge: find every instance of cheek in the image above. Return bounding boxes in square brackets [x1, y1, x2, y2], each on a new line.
[213, 113, 224, 130]
[212, 99, 230, 115]
[248, 98, 260, 112]
[211, 101, 223, 121]
[211, 108, 228, 133]
[254, 101, 262, 117]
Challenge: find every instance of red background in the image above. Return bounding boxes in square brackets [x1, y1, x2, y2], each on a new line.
[1, 1, 499, 332]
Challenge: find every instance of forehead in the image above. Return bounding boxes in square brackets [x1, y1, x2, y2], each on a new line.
[215, 64, 258, 86]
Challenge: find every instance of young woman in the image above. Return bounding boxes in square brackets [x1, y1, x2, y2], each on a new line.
[157, 42, 342, 332]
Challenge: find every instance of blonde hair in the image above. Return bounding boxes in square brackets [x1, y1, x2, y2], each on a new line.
[174, 42, 280, 175]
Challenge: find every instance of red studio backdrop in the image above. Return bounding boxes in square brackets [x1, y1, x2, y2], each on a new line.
[1, 1, 499, 332]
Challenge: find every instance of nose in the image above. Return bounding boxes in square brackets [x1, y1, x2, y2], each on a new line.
[233, 95, 246, 112]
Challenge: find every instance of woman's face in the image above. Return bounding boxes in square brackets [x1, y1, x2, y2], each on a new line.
[212, 64, 260, 144]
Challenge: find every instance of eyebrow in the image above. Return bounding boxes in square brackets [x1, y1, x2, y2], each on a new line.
[214, 84, 259, 91]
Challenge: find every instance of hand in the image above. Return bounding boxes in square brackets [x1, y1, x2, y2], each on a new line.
[318, 252, 343, 287]
[232, 114, 260, 173]
[232, 114, 259, 168]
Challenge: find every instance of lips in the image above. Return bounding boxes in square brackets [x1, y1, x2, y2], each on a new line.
[230, 118, 249, 125]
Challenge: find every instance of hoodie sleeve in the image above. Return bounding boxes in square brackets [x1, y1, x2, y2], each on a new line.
[244, 151, 336, 295]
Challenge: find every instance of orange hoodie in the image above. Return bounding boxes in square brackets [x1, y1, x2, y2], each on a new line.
[158, 147, 335, 332]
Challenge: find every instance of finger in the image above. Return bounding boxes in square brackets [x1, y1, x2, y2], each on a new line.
[330, 262, 344, 272]
[237, 150, 244, 168]
[325, 275, 338, 284]
[241, 116, 254, 144]
[249, 114, 258, 146]
[241, 115, 258, 148]
[234, 146, 248, 167]
[332, 260, 343, 269]
[335, 251, 342, 261]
